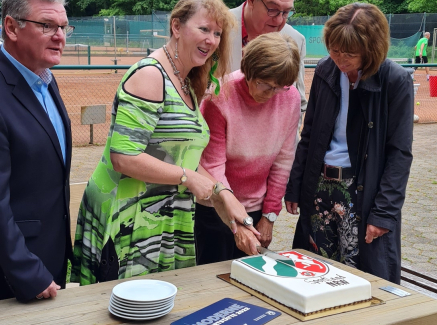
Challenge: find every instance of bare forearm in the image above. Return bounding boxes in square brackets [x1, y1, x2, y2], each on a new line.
[110, 152, 184, 185]
[110, 152, 214, 200]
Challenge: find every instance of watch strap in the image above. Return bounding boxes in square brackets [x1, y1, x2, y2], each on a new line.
[213, 182, 233, 195]
[179, 167, 187, 185]
[263, 212, 277, 222]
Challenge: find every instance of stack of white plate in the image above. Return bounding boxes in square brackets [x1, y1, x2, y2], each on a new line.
[108, 279, 177, 321]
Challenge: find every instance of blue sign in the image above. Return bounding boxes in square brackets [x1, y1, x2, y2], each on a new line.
[171, 298, 281, 325]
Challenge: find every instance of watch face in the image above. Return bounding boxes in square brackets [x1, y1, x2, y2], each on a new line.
[180, 175, 187, 183]
[266, 213, 277, 222]
[213, 182, 224, 195]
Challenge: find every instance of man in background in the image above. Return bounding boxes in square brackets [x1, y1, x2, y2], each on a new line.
[0, 0, 73, 301]
[229, 0, 307, 113]
[415, 32, 430, 81]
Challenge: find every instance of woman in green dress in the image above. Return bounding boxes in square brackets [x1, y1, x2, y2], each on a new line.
[71, 0, 257, 285]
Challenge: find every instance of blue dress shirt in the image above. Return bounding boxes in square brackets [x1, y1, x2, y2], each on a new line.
[324, 72, 362, 168]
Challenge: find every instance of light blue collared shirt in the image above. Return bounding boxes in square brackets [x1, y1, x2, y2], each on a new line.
[324, 72, 362, 167]
[1, 45, 66, 163]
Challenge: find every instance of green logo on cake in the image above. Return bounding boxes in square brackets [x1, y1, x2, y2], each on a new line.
[239, 251, 329, 278]
[241, 256, 299, 277]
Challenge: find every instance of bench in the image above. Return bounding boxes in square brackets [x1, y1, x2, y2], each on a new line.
[401, 266, 437, 295]
[147, 48, 158, 56]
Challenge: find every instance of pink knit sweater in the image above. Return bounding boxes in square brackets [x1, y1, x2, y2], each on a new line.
[199, 70, 300, 215]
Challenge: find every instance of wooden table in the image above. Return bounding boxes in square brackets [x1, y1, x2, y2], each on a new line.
[1, 250, 437, 325]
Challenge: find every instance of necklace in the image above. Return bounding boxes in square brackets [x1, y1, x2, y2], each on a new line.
[163, 44, 190, 96]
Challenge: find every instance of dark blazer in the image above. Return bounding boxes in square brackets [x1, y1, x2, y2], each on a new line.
[285, 57, 413, 284]
[0, 49, 72, 301]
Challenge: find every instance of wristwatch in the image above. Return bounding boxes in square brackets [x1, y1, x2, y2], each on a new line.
[263, 212, 277, 222]
[213, 182, 233, 195]
[179, 167, 187, 185]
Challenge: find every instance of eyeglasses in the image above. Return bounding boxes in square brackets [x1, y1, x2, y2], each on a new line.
[15, 18, 75, 38]
[256, 81, 290, 93]
[259, 0, 296, 19]
[329, 49, 360, 60]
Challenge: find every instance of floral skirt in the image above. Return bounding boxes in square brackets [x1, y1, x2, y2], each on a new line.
[308, 175, 360, 268]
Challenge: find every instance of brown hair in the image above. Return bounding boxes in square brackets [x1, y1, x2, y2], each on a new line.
[323, 2, 389, 80]
[240, 32, 300, 87]
[170, 0, 236, 102]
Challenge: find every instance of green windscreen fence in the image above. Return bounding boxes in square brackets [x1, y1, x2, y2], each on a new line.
[65, 12, 434, 62]
[389, 32, 422, 58]
[293, 26, 422, 59]
[293, 25, 328, 57]
[68, 12, 170, 51]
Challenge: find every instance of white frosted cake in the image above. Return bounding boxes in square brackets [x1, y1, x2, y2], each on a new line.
[230, 251, 372, 315]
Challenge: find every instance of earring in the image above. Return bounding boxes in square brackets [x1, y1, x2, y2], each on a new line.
[208, 51, 221, 95]
[175, 41, 179, 59]
[211, 51, 219, 62]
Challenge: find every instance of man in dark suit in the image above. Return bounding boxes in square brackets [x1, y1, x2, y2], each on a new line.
[0, 0, 73, 301]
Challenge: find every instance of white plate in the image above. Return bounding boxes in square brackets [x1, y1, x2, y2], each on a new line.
[112, 279, 177, 302]
[110, 298, 174, 313]
[111, 297, 174, 309]
[110, 300, 173, 315]
[110, 293, 174, 306]
[108, 303, 173, 320]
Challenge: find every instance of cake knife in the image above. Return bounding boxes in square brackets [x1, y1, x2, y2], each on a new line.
[256, 246, 296, 266]
[257, 246, 333, 265]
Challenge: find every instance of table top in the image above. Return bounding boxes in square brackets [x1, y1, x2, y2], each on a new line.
[1, 249, 436, 325]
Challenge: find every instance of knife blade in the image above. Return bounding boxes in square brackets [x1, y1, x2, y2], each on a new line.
[256, 246, 295, 267]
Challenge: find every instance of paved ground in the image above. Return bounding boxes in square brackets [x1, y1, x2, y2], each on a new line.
[71, 123, 437, 296]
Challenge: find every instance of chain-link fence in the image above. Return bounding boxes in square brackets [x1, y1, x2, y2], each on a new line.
[53, 69, 123, 146]
[66, 12, 170, 59]
[53, 64, 437, 146]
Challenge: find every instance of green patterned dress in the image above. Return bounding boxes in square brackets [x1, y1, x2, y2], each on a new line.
[71, 58, 210, 285]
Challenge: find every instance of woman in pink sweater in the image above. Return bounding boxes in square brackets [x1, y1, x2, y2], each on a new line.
[195, 32, 301, 264]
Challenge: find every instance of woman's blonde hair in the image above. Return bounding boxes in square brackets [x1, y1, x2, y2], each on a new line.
[324, 2, 389, 80]
[170, 0, 236, 102]
[240, 32, 300, 87]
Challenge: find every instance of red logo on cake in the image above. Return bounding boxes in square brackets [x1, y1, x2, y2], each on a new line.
[279, 251, 328, 276]
[300, 271, 316, 277]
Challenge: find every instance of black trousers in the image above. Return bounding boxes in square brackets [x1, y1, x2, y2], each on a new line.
[0, 267, 14, 300]
[194, 203, 262, 265]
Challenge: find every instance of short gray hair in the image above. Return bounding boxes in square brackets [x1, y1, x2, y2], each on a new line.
[241, 33, 300, 87]
[1, 0, 67, 40]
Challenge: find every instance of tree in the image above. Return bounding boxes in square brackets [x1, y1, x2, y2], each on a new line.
[69, 0, 244, 16]
[67, 0, 435, 18]
[378, 0, 409, 14]
[68, 0, 179, 16]
[295, 0, 384, 17]
[407, 0, 437, 13]
[294, 0, 330, 16]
